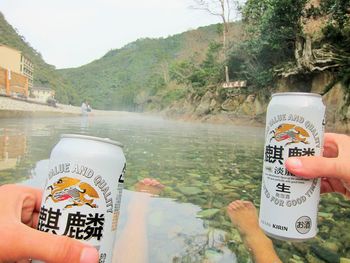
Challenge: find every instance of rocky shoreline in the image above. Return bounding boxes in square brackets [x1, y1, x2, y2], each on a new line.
[0, 96, 81, 117]
[162, 110, 266, 128]
[0, 96, 131, 118]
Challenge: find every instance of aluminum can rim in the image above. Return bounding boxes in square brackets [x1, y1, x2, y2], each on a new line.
[272, 92, 322, 98]
[61, 134, 124, 148]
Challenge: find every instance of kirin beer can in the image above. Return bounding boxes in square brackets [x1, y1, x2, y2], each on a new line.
[35, 134, 126, 262]
[259, 92, 325, 241]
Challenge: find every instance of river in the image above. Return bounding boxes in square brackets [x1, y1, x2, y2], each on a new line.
[0, 114, 348, 262]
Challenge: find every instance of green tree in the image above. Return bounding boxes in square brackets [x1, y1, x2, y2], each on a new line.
[170, 42, 224, 91]
[228, 0, 307, 88]
[244, 0, 306, 65]
[321, 0, 350, 49]
[192, 0, 241, 82]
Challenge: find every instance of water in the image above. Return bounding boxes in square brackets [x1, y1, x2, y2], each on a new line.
[0, 114, 349, 262]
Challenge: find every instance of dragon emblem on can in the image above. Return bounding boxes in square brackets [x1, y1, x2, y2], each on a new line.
[46, 177, 99, 209]
[270, 124, 310, 146]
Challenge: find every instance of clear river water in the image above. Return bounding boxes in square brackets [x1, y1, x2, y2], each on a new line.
[0, 114, 349, 262]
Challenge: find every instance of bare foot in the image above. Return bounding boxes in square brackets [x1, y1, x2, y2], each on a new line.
[227, 200, 260, 237]
[227, 200, 282, 263]
[134, 178, 164, 196]
[113, 178, 164, 263]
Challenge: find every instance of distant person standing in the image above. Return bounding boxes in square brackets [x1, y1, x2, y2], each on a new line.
[87, 101, 92, 112]
[81, 100, 88, 115]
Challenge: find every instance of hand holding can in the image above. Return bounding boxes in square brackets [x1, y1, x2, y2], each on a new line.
[286, 133, 350, 199]
[259, 92, 325, 241]
[34, 134, 126, 262]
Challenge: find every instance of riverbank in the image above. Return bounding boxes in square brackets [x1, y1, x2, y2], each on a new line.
[162, 110, 265, 128]
[0, 96, 262, 126]
[163, 110, 348, 133]
[0, 96, 129, 118]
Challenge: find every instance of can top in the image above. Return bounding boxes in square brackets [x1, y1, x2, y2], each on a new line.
[272, 92, 322, 98]
[61, 134, 124, 148]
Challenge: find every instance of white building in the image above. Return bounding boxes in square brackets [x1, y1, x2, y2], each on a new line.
[31, 86, 55, 103]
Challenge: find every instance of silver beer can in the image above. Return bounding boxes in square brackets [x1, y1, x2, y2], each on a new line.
[259, 92, 325, 241]
[36, 134, 126, 262]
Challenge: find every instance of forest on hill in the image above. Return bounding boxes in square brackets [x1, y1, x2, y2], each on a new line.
[58, 23, 243, 110]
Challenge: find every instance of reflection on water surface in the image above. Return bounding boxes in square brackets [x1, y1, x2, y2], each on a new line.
[0, 114, 349, 262]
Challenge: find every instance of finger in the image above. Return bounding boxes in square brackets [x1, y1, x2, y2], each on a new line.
[1, 224, 99, 263]
[324, 133, 350, 145]
[0, 184, 43, 222]
[285, 156, 348, 181]
[21, 189, 44, 226]
[323, 141, 338, 158]
[320, 178, 345, 195]
[23, 186, 44, 212]
[31, 211, 40, 229]
[0, 184, 43, 210]
[321, 179, 333, 194]
[33, 188, 43, 212]
[327, 178, 347, 195]
[324, 133, 350, 157]
[322, 133, 340, 157]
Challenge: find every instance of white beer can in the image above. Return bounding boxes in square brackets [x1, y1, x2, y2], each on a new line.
[259, 92, 325, 241]
[35, 134, 126, 262]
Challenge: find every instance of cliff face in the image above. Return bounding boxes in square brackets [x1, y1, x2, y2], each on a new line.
[164, 72, 349, 132]
[276, 72, 349, 132]
[322, 81, 349, 132]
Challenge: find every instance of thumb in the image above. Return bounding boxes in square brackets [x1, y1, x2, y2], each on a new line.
[5, 224, 99, 263]
[286, 156, 347, 181]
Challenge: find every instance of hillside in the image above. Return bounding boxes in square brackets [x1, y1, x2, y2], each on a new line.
[0, 12, 77, 104]
[59, 23, 243, 110]
[160, 0, 350, 132]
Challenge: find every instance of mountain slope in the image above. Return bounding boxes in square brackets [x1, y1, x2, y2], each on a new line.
[59, 23, 243, 110]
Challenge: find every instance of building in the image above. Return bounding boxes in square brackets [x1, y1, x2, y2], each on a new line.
[31, 86, 55, 103]
[0, 66, 29, 97]
[0, 45, 34, 89]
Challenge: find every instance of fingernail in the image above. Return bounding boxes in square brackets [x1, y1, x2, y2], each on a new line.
[287, 157, 303, 169]
[80, 247, 99, 263]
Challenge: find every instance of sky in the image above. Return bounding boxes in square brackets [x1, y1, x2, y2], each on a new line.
[0, 0, 241, 69]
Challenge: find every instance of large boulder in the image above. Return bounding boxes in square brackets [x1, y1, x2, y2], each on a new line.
[311, 71, 334, 94]
[323, 83, 346, 130]
[253, 94, 268, 115]
[195, 91, 216, 116]
[221, 95, 246, 111]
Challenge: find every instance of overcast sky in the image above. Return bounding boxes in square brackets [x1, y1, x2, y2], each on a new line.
[0, 0, 242, 69]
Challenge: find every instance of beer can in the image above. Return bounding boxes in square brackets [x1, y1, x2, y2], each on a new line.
[35, 134, 126, 262]
[259, 92, 325, 241]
